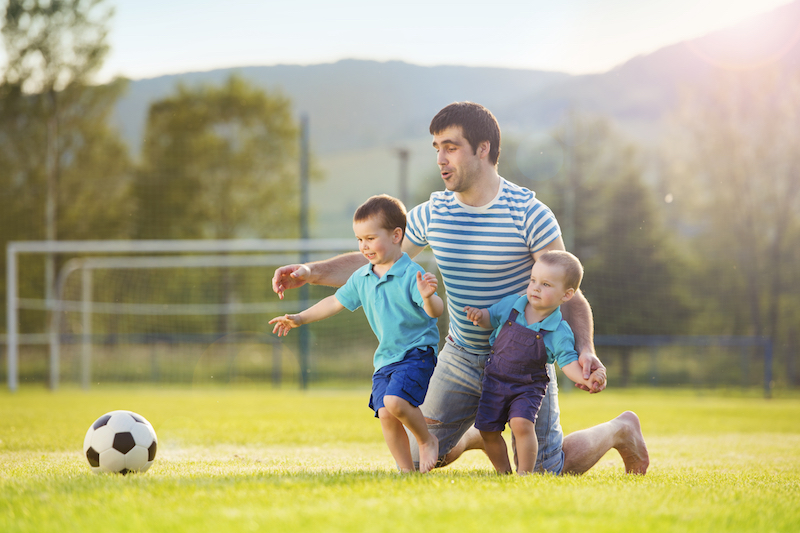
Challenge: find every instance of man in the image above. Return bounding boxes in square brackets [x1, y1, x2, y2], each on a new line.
[272, 101, 649, 474]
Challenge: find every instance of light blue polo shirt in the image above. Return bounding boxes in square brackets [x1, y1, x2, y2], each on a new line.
[334, 252, 440, 371]
[486, 294, 578, 368]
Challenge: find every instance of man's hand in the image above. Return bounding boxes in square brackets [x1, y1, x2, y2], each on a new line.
[574, 351, 606, 393]
[271, 264, 311, 300]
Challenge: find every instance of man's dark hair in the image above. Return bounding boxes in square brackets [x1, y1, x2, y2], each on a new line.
[429, 101, 501, 166]
[353, 194, 407, 239]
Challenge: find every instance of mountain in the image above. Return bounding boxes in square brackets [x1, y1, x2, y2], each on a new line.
[113, 61, 571, 157]
[111, 0, 800, 237]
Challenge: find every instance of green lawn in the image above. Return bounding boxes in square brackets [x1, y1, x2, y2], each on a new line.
[2, 386, 799, 532]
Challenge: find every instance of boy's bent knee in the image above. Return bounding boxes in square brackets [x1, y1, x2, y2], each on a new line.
[383, 395, 413, 414]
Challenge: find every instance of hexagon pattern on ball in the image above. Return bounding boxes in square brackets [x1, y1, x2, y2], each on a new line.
[83, 410, 157, 474]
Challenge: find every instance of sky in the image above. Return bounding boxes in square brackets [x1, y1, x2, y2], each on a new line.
[92, 0, 795, 82]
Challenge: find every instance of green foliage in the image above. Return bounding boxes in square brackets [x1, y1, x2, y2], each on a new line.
[1, 388, 800, 533]
[0, 0, 128, 335]
[664, 69, 800, 381]
[2, 0, 111, 92]
[134, 75, 300, 240]
[586, 156, 691, 336]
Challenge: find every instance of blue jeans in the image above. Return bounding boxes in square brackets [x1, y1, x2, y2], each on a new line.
[410, 336, 565, 473]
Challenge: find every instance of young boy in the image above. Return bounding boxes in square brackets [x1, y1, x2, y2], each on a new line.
[463, 250, 603, 474]
[269, 194, 444, 473]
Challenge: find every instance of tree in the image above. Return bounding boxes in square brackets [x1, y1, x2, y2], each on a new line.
[133, 75, 305, 335]
[1, 1, 131, 337]
[664, 68, 800, 385]
[134, 75, 301, 240]
[2, 0, 116, 299]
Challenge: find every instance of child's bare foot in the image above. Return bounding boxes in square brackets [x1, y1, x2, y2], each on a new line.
[418, 434, 439, 474]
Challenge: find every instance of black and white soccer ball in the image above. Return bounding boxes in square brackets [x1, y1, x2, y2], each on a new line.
[83, 410, 158, 474]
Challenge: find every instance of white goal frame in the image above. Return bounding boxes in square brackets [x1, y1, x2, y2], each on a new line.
[5, 239, 356, 392]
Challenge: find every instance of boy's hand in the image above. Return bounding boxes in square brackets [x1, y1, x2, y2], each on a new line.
[416, 271, 438, 299]
[463, 306, 484, 326]
[268, 314, 303, 337]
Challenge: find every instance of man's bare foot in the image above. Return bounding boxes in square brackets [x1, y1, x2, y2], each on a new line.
[442, 425, 484, 466]
[615, 411, 649, 474]
[419, 434, 439, 474]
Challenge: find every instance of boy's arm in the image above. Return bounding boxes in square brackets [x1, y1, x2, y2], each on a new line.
[463, 306, 491, 329]
[416, 271, 444, 318]
[269, 295, 345, 336]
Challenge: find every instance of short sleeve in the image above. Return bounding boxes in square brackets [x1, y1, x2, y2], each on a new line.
[552, 322, 578, 367]
[334, 274, 362, 312]
[524, 199, 561, 253]
[405, 201, 431, 248]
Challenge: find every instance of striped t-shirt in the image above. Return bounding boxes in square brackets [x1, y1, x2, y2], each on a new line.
[405, 178, 561, 354]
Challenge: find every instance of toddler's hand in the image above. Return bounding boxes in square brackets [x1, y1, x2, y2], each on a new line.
[586, 368, 607, 393]
[463, 306, 483, 326]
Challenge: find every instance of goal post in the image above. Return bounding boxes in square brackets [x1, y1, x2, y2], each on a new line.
[6, 239, 356, 392]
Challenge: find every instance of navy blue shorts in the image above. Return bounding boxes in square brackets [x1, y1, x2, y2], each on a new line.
[369, 346, 437, 417]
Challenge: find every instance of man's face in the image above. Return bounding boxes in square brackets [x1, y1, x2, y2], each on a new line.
[432, 126, 483, 193]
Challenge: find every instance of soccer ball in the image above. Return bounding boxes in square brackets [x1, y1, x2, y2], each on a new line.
[83, 410, 158, 474]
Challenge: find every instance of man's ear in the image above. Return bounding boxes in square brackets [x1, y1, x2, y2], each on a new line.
[561, 287, 576, 303]
[478, 141, 491, 160]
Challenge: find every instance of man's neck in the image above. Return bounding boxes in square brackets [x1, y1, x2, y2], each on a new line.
[455, 171, 501, 207]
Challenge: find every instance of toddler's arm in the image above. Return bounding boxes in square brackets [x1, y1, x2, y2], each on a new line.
[417, 271, 444, 318]
[268, 295, 345, 337]
[463, 306, 491, 329]
[586, 366, 607, 392]
[560, 361, 595, 390]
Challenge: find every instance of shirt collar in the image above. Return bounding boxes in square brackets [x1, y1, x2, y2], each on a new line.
[512, 294, 564, 331]
[359, 251, 410, 278]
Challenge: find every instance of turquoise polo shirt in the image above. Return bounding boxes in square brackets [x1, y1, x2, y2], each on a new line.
[334, 252, 440, 371]
[486, 294, 578, 368]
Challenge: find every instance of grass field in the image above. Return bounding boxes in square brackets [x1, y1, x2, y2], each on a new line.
[2, 386, 799, 533]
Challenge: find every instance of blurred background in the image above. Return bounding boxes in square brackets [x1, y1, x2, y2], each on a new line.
[1, 0, 798, 393]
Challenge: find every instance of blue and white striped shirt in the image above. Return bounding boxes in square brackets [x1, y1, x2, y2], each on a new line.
[406, 178, 561, 354]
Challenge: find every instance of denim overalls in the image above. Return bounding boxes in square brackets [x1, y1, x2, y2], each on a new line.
[474, 308, 550, 432]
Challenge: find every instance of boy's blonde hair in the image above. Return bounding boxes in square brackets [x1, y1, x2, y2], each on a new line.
[353, 194, 407, 238]
[537, 250, 584, 290]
